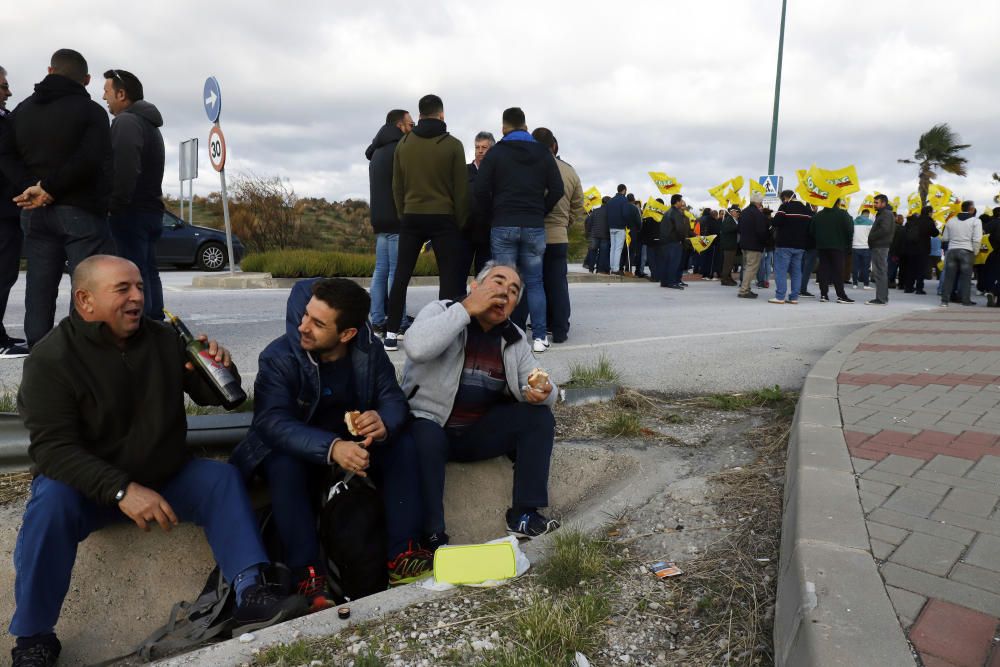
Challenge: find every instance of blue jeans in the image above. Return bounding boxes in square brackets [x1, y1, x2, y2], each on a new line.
[757, 249, 773, 284]
[9, 459, 267, 638]
[408, 402, 555, 537]
[659, 242, 683, 286]
[109, 209, 165, 320]
[851, 249, 872, 286]
[941, 248, 975, 304]
[609, 229, 626, 272]
[369, 233, 401, 327]
[259, 430, 422, 563]
[800, 249, 818, 293]
[773, 247, 804, 301]
[491, 226, 547, 340]
[21, 206, 114, 346]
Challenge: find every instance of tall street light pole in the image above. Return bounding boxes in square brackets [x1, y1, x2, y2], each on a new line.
[768, 0, 788, 175]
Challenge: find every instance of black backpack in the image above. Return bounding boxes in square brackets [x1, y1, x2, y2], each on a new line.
[320, 472, 389, 601]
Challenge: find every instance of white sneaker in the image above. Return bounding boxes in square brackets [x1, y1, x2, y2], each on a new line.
[767, 298, 785, 304]
[532, 338, 549, 353]
[863, 285, 872, 290]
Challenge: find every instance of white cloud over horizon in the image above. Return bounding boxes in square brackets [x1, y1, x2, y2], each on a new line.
[6, 0, 999, 214]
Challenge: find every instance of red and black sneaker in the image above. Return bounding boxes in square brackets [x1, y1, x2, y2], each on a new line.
[296, 565, 333, 612]
[387, 541, 433, 586]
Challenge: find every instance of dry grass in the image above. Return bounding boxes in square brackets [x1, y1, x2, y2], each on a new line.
[0, 471, 32, 506]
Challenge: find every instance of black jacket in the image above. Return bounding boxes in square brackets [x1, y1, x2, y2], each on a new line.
[902, 214, 940, 257]
[719, 213, 739, 250]
[589, 206, 610, 240]
[772, 199, 812, 249]
[474, 131, 564, 229]
[660, 206, 690, 243]
[640, 215, 661, 246]
[365, 123, 403, 234]
[463, 162, 490, 243]
[110, 100, 164, 213]
[18, 312, 231, 505]
[738, 204, 770, 251]
[0, 111, 19, 221]
[0, 74, 112, 216]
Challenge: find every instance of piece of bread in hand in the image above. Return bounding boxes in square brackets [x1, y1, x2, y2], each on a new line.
[527, 368, 549, 390]
[344, 410, 362, 437]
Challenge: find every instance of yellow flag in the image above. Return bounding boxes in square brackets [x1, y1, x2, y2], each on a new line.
[892, 196, 901, 213]
[723, 187, 745, 209]
[625, 227, 631, 247]
[860, 191, 881, 213]
[795, 165, 842, 207]
[815, 165, 861, 196]
[837, 197, 851, 210]
[583, 187, 602, 213]
[749, 179, 766, 196]
[684, 209, 696, 222]
[975, 236, 993, 265]
[689, 235, 718, 254]
[907, 193, 922, 216]
[708, 177, 743, 208]
[648, 171, 682, 195]
[644, 197, 667, 222]
[729, 176, 745, 193]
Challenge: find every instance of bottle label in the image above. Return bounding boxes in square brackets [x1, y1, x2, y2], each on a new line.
[198, 349, 238, 386]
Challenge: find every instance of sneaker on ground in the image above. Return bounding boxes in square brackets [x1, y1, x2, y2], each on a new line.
[767, 298, 785, 304]
[939, 302, 949, 308]
[0, 344, 29, 359]
[837, 296, 855, 304]
[506, 509, 560, 538]
[865, 299, 886, 306]
[915, 289, 926, 295]
[295, 565, 333, 612]
[2, 335, 25, 346]
[863, 285, 872, 290]
[388, 542, 433, 586]
[852, 283, 859, 289]
[962, 301, 978, 306]
[382, 334, 398, 352]
[786, 300, 799, 304]
[231, 583, 308, 636]
[799, 291, 815, 298]
[372, 324, 386, 339]
[12, 640, 61, 667]
[737, 291, 758, 299]
[532, 338, 549, 353]
[819, 295, 829, 302]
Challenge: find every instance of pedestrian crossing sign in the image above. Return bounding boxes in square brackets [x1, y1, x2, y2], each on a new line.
[758, 176, 780, 195]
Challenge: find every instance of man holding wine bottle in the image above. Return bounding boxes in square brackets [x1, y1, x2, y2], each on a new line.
[9, 255, 307, 667]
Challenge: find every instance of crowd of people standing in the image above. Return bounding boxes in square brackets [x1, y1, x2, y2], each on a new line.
[582, 188, 1000, 309]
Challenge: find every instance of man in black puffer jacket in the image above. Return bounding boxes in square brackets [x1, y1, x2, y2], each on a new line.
[365, 109, 413, 334]
[0, 65, 27, 357]
[0, 49, 114, 347]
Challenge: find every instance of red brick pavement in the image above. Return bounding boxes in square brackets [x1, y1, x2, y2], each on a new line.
[909, 599, 999, 667]
[839, 372, 1000, 388]
[846, 428, 1000, 462]
[856, 343, 1000, 352]
[880, 328, 1000, 335]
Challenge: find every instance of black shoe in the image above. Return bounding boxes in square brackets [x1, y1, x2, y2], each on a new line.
[798, 291, 815, 298]
[1, 335, 25, 346]
[551, 336, 568, 344]
[12, 637, 61, 667]
[371, 324, 386, 338]
[836, 296, 854, 304]
[506, 509, 560, 538]
[962, 300, 978, 306]
[888, 281, 897, 288]
[988, 294, 997, 308]
[737, 291, 758, 299]
[231, 583, 309, 635]
[382, 335, 398, 352]
[819, 295, 830, 302]
[915, 289, 926, 295]
[0, 343, 29, 359]
[662, 284, 683, 290]
[865, 299, 887, 306]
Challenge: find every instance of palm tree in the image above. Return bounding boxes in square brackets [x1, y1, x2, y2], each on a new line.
[898, 123, 970, 206]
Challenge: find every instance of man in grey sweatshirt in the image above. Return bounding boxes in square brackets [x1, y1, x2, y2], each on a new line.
[400, 261, 560, 550]
[940, 201, 983, 307]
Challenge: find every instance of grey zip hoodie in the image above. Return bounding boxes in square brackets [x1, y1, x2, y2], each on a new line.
[401, 300, 557, 425]
[942, 212, 983, 252]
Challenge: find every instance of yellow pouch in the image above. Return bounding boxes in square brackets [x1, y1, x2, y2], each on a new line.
[432, 542, 517, 585]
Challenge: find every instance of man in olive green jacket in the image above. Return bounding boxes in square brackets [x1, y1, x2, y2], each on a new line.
[532, 127, 583, 343]
[808, 202, 854, 303]
[384, 94, 468, 351]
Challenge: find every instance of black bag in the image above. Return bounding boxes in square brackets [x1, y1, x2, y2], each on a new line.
[320, 472, 389, 601]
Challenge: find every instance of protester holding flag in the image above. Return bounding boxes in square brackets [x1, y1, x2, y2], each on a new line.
[809, 200, 854, 303]
[769, 191, 812, 304]
[719, 205, 740, 286]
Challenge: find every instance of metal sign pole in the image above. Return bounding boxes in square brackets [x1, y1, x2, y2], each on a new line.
[215, 121, 236, 275]
[179, 180, 184, 219]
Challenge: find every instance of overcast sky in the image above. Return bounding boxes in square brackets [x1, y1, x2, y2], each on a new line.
[6, 1, 999, 213]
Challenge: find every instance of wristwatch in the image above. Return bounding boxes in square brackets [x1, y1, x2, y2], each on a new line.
[114, 486, 128, 502]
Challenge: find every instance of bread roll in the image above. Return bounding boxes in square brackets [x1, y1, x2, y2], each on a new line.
[527, 368, 549, 390]
[344, 410, 362, 436]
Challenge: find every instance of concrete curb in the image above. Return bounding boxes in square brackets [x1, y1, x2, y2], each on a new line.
[774, 317, 915, 666]
[190, 272, 648, 290]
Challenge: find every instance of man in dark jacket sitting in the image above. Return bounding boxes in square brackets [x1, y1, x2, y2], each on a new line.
[230, 278, 429, 601]
[10, 256, 306, 667]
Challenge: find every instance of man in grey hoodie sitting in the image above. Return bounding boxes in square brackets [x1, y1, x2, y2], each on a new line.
[400, 261, 560, 550]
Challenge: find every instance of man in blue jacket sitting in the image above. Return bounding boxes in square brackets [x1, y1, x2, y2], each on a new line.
[230, 278, 429, 605]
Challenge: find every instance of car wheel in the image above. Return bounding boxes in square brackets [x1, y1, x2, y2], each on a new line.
[197, 242, 227, 271]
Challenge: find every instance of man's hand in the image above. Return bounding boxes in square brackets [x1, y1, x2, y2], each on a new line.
[184, 334, 232, 371]
[14, 182, 53, 210]
[522, 379, 553, 404]
[331, 439, 370, 476]
[118, 482, 179, 532]
[463, 282, 509, 319]
[353, 410, 387, 443]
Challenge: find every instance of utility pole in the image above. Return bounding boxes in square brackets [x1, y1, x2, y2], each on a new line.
[768, 0, 788, 175]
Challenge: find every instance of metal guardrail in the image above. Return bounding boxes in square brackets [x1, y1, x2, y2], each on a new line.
[0, 412, 252, 472]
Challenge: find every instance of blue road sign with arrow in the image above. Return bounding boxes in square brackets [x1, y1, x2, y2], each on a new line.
[203, 76, 222, 123]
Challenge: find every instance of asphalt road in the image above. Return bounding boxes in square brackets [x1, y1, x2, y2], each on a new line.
[0, 269, 948, 394]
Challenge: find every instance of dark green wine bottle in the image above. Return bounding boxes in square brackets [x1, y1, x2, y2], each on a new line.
[163, 308, 246, 410]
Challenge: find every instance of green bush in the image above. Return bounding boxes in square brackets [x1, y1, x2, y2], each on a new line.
[241, 249, 439, 278]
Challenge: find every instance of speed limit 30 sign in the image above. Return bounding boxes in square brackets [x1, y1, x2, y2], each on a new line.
[208, 126, 227, 172]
